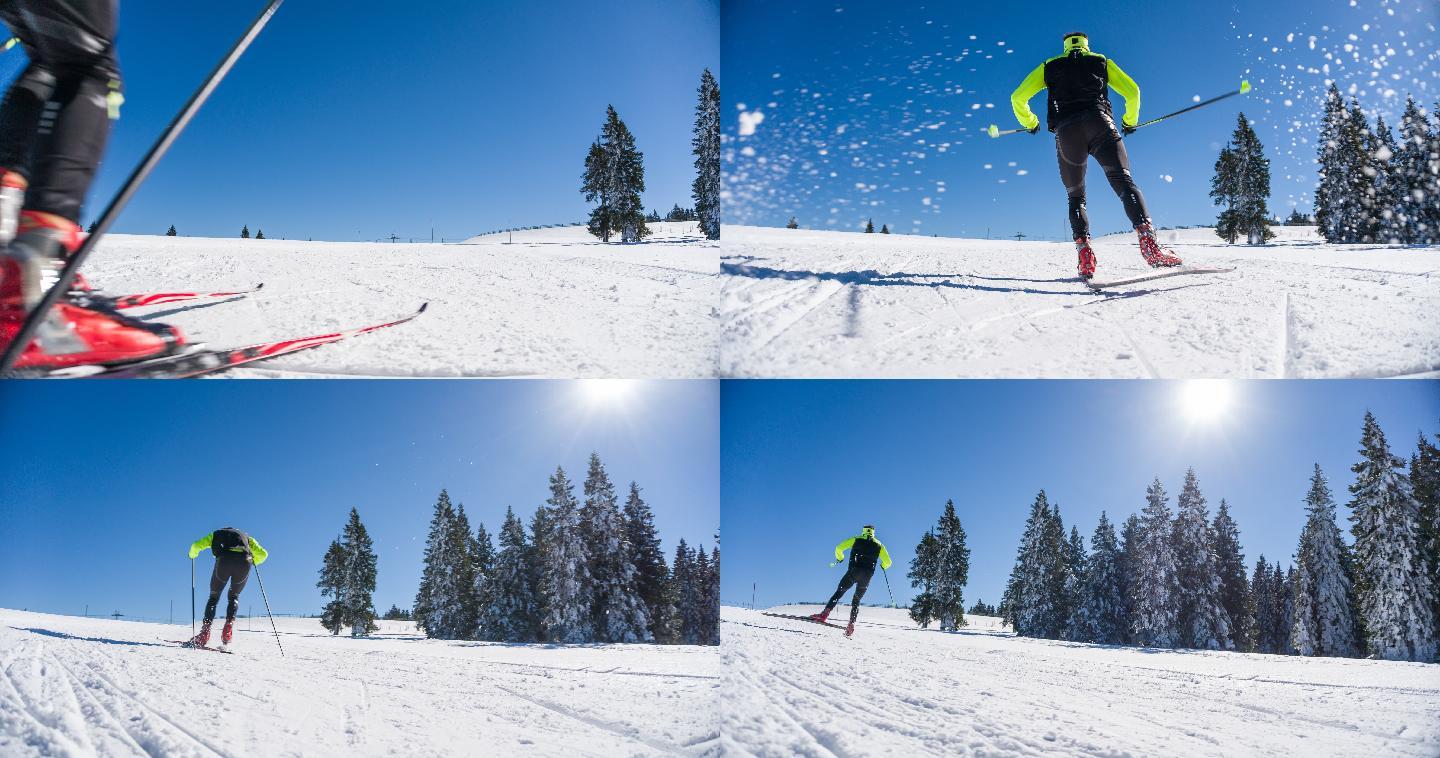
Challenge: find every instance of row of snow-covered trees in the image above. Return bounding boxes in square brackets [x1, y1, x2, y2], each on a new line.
[582, 69, 720, 243]
[1002, 412, 1439, 662]
[1315, 87, 1440, 244]
[413, 453, 719, 645]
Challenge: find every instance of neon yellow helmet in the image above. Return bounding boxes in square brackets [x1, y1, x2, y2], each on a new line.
[1062, 31, 1089, 53]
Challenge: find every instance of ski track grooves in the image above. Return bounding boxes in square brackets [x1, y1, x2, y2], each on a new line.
[494, 684, 681, 754]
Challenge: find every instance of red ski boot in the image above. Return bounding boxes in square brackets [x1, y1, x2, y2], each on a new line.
[1, 214, 184, 371]
[845, 621, 856, 637]
[189, 621, 212, 648]
[809, 609, 831, 624]
[221, 619, 235, 646]
[1075, 237, 1097, 280]
[1135, 223, 1183, 268]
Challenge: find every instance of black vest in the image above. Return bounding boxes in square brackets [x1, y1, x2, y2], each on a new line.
[212, 527, 249, 556]
[1043, 51, 1111, 132]
[849, 536, 882, 571]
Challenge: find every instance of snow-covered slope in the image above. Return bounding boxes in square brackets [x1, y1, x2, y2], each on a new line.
[722, 605, 1440, 756]
[720, 225, 1439, 378]
[83, 232, 718, 378]
[0, 609, 718, 756]
[465, 221, 707, 244]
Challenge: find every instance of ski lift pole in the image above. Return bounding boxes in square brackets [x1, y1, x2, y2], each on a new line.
[881, 567, 896, 608]
[0, 0, 286, 374]
[1130, 80, 1252, 132]
[250, 560, 285, 657]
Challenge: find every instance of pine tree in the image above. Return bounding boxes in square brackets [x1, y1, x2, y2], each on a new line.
[1279, 563, 1297, 654]
[528, 501, 553, 641]
[691, 69, 721, 241]
[692, 547, 715, 645]
[484, 506, 540, 642]
[1411, 431, 1440, 640]
[1211, 113, 1274, 244]
[471, 521, 497, 640]
[318, 509, 378, 637]
[1292, 464, 1360, 657]
[623, 482, 674, 643]
[255, 228, 265, 240]
[1004, 491, 1064, 638]
[1249, 556, 1273, 653]
[1347, 100, 1381, 243]
[864, 218, 875, 233]
[318, 539, 347, 635]
[580, 454, 651, 642]
[1072, 512, 1126, 644]
[908, 530, 939, 628]
[540, 466, 594, 642]
[1212, 500, 1251, 651]
[1172, 470, 1232, 650]
[1131, 478, 1181, 648]
[240, 224, 250, 239]
[448, 503, 480, 639]
[414, 490, 457, 638]
[673, 539, 702, 644]
[880, 224, 890, 234]
[1315, 86, 1378, 243]
[1395, 98, 1436, 244]
[931, 500, 971, 631]
[1372, 116, 1407, 244]
[1349, 412, 1438, 661]
[166, 224, 177, 236]
[707, 543, 721, 645]
[1116, 513, 1140, 645]
[1061, 526, 1087, 640]
[786, 216, 799, 230]
[582, 106, 649, 243]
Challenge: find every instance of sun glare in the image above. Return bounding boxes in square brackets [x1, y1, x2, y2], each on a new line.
[576, 378, 638, 411]
[1178, 379, 1234, 426]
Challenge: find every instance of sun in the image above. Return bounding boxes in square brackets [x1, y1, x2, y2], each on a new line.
[1177, 379, 1235, 426]
[575, 378, 638, 411]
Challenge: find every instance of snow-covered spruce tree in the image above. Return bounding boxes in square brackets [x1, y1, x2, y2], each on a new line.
[1004, 491, 1064, 638]
[623, 482, 674, 643]
[1042, 501, 1070, 637]
[1349, 412, 1438, 661]
[1292, 465, 1360, 658]
[864, 219, 875, 233]
[692, 69, 721, 241]
[580, 454, 651, 643]
[1131, 478, 1181, 648]
[931, 500, 971, 631]
[414, 489, 458, 638]
[672, 539, 701, 644]
[1372, 116, 1407, 244]
[1412, 432, 1440, 638]
[1061, 526, 1088, 641]
[1116, 513, 1141, 645]
[582, 106, 649, 243]
[1249, 556, 1272, 653]
[1171, 469, 1232, 650]
[1347, 100, 1382, 243]
[240, 224, 250, 239]
[1314, 86, 1376, 243]
[540, 466, 594, 643]
[484, 507, 540, 642]
[470, 521, 497, 640]
[1210, 113, 1274, 244]
[166, 224, 176, 236]
[528, 501, 553, 641]
[692, 546, 714, 645]
[339, 508, 379, 637]
[1279, 564, 1297, 654]
[908, 530, 939, 628]
[1213, 500, 1251, 651]
[1395, 98, 1436, 244]
[1072, 512, 1126, 644]
[448, 503, 480, 639]
[318, 539, 347, 635]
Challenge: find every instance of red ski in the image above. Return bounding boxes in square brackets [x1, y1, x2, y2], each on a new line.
[761, 612, 848, 630]
[36, 303, 428, 378]
[111, 283, 264, 310]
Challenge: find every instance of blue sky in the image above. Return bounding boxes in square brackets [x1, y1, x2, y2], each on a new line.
[721, 380, 1440, 610]
[722, 0, 1440, 239]
[0, 380, 718, 623]
[0, 0, 719, 241]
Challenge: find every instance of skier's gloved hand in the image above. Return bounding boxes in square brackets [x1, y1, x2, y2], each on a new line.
[1026, 125, 1039, 135]
[1121, 121, 1137, 136]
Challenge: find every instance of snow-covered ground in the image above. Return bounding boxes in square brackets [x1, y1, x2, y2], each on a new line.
[722, 605, 1440, 756]
[0, 609, 718, 756]
[720, 225, 1440, 378]
[83, 222, 717, 377]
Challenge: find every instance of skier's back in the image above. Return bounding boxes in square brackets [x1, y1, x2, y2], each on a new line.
[187, 527, 268, 648]
[1009, 32, 1183, 279]
[811, 524, 892, 637]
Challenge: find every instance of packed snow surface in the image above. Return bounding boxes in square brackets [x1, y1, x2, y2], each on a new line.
[84, 223, 717, 378]
[0, 609, 718, 756]
[720, 225, 1440, 378]
[722, 605, 1440, 757]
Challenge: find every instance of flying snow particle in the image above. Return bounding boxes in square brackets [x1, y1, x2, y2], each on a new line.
[1192, 94, 1202, 102]
[1016, 169, 1028, 176]
[1162, 175, 1174, 183]
[741, 146, 755, 157]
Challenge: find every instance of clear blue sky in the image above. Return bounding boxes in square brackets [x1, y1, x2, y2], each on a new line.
[0, 0, 719, 241]
[721, 380, 1439, 610]
[722, 0, 1440, 240]
[0, 380, 718, 623]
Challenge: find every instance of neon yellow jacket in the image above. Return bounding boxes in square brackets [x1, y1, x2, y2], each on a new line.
[834, 535, 892, 570]
[188, 533, 268, 564]
[1011, 55, 1141, 131]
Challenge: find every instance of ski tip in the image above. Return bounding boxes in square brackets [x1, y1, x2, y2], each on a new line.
[986, 124, 999, 139]
[255, 282, 265, 291]
[1239, 79, 1252, 94]
[417, 302, 429, 314]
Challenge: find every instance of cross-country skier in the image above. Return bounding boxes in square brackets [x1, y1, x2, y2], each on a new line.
[0, 0, 185, 370]
[810, 524, 892, 637]
[187, 527, 268, 648]
[1010, 31, 1183, 280]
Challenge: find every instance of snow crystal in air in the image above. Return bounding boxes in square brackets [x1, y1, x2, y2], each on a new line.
[738, 110, 766, 136]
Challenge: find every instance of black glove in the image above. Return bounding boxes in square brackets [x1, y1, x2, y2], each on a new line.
[1121, 124, 1137, 136]
[1027, 125, 1039, 135]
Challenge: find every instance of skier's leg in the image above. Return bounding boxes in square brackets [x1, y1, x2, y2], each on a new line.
[222, 561, 250, 645]
[1055, 123, 1091, 241]
[848, 570, 873, 624]
[0, 13, 48, 244]
[1091, 124, 1150, 229]
[203, 563, 226, 624]
[825, 568, 859, 613]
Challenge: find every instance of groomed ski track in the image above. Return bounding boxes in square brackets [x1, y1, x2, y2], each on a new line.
[0, 609, 719, 756]
[720, 225, 1440, 378]
[81, 223, 717, 378]
[722, 605, 1440, 757]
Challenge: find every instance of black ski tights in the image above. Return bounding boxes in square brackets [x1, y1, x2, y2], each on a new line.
[1055, 110, 1150, 240]
[0, 0, 120, 223]
[824, 565, 874, 623]
[203, 554, 251, 624]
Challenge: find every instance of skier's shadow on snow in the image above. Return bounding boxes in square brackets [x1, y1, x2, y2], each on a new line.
[722, 262, 1096, 297]
[13, 627, 172, 649]
[136, 296, 248, 322]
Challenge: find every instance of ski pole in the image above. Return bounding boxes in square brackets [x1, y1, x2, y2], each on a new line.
[881, 567, 896, 608]
[1130, 80, 1252, 132]
[250, 560, 285, 657]
[190, 558, 196, 638]
[0, 0, 286, 375]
